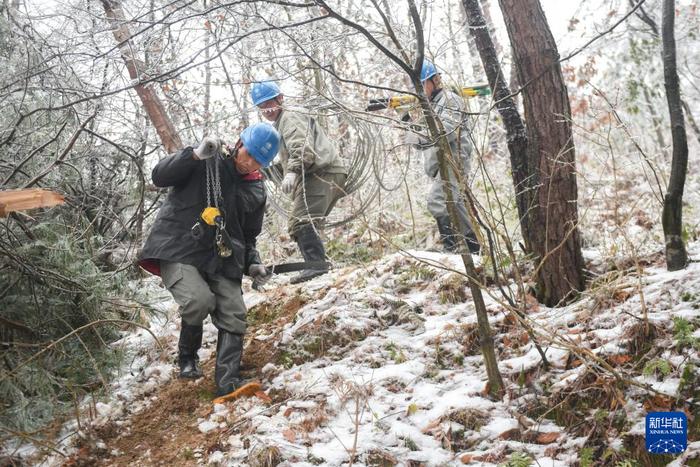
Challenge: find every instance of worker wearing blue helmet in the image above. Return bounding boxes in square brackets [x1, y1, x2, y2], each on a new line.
[251, 80, 348, 283]
[138, 122, 281, 398]
[406, 60, 480, 254]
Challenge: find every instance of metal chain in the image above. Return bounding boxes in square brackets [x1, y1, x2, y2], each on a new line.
[204, 154, 232, 257]
[205, 157, 223, 208]
[214, 154, 222, 206]
[205, 159, 213, 208]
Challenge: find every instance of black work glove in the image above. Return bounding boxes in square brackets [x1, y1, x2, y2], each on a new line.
[248, 264, 271, 291]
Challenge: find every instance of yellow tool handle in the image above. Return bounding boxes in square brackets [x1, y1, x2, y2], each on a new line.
[387, 84, 491, 109]
[388, 95, 418, 108]
[460, 84, 491, 97]
[201, 207, 222, 226]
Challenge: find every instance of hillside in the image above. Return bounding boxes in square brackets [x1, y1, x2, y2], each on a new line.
[12, 243, 699, 466]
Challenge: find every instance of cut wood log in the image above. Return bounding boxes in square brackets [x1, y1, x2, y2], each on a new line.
[0, 189, 64, 217]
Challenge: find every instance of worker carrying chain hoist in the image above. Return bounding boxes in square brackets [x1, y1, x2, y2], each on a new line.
[138, 122, 280, 401]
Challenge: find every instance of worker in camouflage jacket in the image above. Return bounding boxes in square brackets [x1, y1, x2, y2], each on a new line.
[138, 123, 280, 398]
[405, 61, 480, 254]
[251, 80, 348, 283]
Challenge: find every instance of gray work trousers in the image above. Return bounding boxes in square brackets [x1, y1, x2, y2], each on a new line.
[288, 171, 347, 237]
[427, 171, 474, 235]
[160, 261, 247, 335]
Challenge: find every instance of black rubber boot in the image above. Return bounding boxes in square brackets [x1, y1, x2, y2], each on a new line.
[178, 321, 203, 379]
[435, 216, 458, 252]
[436, 216, 481, 255]
[214, 330, 244, 397]
[464, 230, 481, 255]
[290, 224, 328, 284]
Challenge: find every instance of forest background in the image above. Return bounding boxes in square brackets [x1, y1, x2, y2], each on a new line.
[1, 0, 699, 465]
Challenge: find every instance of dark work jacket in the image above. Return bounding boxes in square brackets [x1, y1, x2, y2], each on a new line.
[138, 146, 266, 280]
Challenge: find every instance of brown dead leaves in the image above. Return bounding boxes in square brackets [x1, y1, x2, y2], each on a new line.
[498, 428, 560, 444]
[280, 399, 330, 445]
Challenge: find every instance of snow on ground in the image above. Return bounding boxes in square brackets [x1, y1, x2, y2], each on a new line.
[15, 241, 700, 465]
[199, 243, 699, 465]
[19, 275, 218, 465]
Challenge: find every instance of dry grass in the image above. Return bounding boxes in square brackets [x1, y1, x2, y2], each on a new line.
[437, 273, 468, 304]
[248, 445, 283, 467]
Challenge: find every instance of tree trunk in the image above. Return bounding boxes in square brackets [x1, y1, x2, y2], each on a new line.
[642, 83, 669, 164]
[203, 1, 212, 137]
[447, 0, 468, 81]
[681, 99, 700, 147]
[661, 0, 688, 271]
[498, 0, 585, 306]
[135, 107, 149, 242]
[203, 46, 212, 135]
[405, 0, 505, 399]
[461, 0, 530, 251]
[424, 101, 505, 398]
[459, 0, 505, 156]
[100, 0, 182, 154]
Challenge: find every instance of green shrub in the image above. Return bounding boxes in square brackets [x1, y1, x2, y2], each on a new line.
[642, 358, 672, 379]
[0, 216, 136, 433]
[500, 452, 532, 467]
[673, 317, 699, 350]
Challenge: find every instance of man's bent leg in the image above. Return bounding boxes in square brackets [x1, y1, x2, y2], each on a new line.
[427, 178, 480, 254]
[207, 275, 247, 335]
[290, 224, 328, 284]
[160, 261, 216, 378]
[323, 172, 348, 217]
[161, 262, 217, 325]
[287, 173, 343, 283]
[208, 275, 247, 396]
[444, 181, 480, 254]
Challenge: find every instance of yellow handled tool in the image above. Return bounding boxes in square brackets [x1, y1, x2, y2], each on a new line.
[200, 207, 223, 226]
[365, 84, 491, 112]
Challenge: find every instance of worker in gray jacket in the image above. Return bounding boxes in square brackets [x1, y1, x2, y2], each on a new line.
[406, 61, 480, 254]
[251, 80, 348, 283]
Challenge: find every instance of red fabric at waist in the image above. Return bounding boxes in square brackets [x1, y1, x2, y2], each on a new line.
[242, 170, 262, 181]
[138, 258, 161, 276]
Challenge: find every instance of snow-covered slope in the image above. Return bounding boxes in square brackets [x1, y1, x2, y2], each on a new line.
[10, 244, 700, 466]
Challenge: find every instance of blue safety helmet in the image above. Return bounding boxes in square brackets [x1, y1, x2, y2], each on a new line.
[250, 81, 281, 106]
[420, 60, 438, 82]
[240, 123, 280, 167]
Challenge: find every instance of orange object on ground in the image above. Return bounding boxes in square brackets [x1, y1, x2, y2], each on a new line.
[254, 390, 272, 404]
[0, 189, 64, 217]
[212, 381, 263, 404]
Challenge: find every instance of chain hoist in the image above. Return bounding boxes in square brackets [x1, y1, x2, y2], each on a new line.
[190, 140, 235, 258]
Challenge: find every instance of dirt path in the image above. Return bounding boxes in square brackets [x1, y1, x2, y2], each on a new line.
[62, 287, 308, 467]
